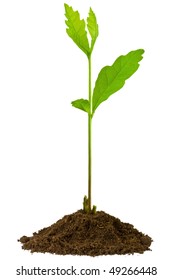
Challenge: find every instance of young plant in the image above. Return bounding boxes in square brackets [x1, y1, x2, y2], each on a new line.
[64, 3, 144, 214]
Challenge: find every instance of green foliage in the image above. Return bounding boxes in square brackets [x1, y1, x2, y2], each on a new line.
[64, 4, 144, 116]
[64, 4, 145, 214]
[64, 3, 90, 56]
[71, 99, 90, 113]
[64, 3, 98, 57]
[87, 8, 99, 51]
[92, 49, 144, 114]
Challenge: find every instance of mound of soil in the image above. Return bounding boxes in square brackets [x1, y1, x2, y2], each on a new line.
[19, 210, 152, 256]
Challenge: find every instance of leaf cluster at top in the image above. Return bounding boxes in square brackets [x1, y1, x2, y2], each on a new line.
[64, 3, 144, 116]
[64, 3, 98, 58]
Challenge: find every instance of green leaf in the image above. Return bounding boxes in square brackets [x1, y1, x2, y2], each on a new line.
[92, 49, 144, 114]
[71, 99, 90, 113]
[87, 8, 99, 51]
[64, 3, 90, 56]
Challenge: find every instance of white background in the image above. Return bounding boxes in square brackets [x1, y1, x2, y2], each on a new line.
[0, 0, 173, 279]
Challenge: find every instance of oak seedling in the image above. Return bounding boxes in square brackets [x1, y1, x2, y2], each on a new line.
[64, 3, 144, 213]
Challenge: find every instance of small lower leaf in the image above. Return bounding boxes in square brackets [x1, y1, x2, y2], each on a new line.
[71, 98, 90, 113]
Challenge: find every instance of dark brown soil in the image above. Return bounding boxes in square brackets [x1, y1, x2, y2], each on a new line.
[19, 210, 152, 256]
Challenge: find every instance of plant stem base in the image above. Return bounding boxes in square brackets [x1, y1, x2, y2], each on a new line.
[19, 210, 152, 256]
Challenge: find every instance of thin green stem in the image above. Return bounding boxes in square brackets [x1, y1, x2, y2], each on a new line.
[88, 54, 92, 211]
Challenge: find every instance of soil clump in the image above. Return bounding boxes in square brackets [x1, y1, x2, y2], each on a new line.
[19, 210, 152, 256]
